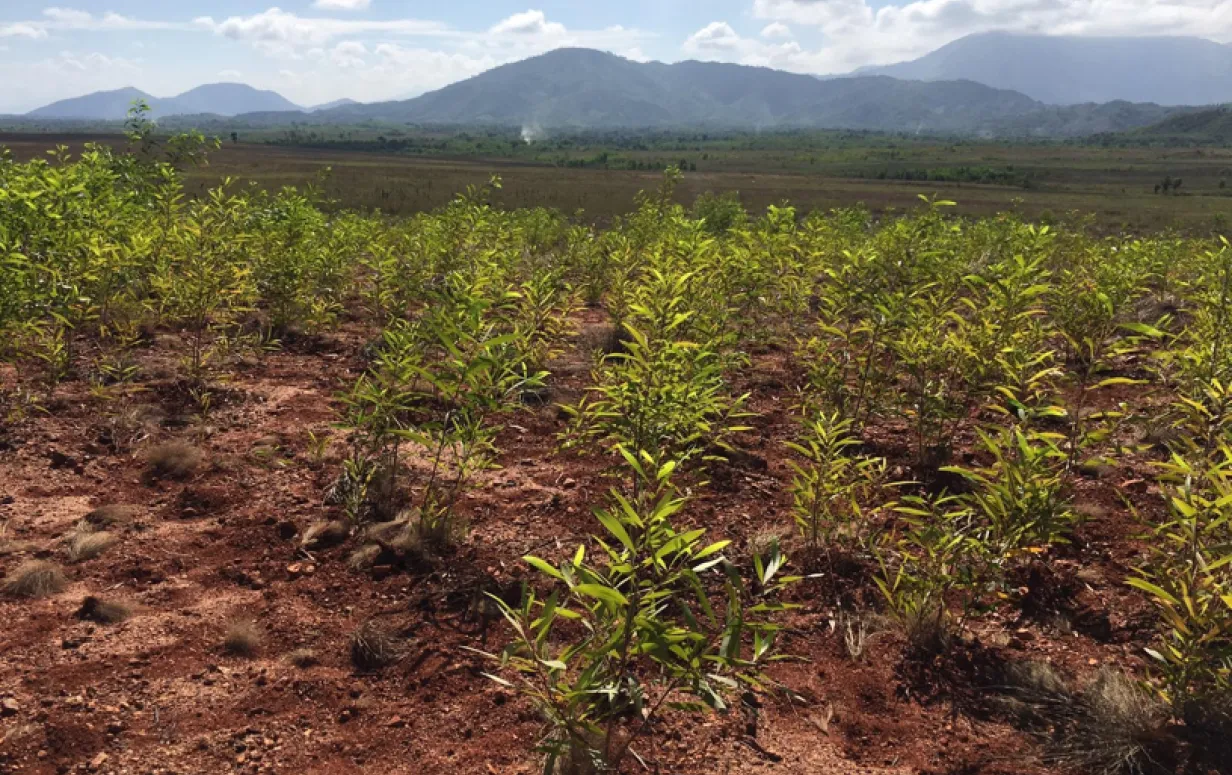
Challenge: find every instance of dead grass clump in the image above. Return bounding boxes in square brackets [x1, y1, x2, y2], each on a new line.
[287, 648, 320, 668]
[1051, 670, 1170, 775]
[350, 620, 399, 671]
[145, 442, 203, 481]
[83, 504, 140, 528]
[3, 560, 67, 598]
[76, 595, 132, 624]
[1001, 664, 1170, 775]
[301, 520, 349, 550]
[0, 522, 33, 557]
[836, 611, 886, 661]
[347, 543, 382, 571]
[67, 527, 118, 563]
[223, 620, 262, 657]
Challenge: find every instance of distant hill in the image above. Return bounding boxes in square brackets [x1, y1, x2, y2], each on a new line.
[318, 48, 1041, 133]
[20, 49, 1202, 138]
[308, 98, 358, 112]
[1121, 107, 1232, 144]
[861, 32, 1232, 106]
[28, 84, 301, 120]
[28, 87, 155, 120]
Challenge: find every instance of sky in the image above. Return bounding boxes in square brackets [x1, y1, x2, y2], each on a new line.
[2, 1, 1232, 113]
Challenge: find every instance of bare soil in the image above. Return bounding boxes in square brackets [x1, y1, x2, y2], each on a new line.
[0, 311, 1170, 775]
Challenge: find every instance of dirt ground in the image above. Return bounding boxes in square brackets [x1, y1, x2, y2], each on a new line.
[0, 308, 1178, 775]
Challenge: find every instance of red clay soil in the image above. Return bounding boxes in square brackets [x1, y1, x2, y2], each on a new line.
[0, 311, 1175, 775]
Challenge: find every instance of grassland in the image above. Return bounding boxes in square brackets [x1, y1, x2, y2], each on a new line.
[4, 130, 1232, 232]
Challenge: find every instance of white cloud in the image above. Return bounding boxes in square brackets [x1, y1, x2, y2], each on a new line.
[490, 10, 566, 37]
[685, 21, 743, 51]
[330, 40, 367, 68]
[0, 23, 48, 39]
[683, 20, 814, 70]
[750, 0, 1232, 72]
[313, 0, 372, 9]
[761, 22, 793, 39]
[43, 8, 93, 25]
[198, 8, 452, 49]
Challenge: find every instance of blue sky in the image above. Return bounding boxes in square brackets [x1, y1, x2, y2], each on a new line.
[2, 1, 1229, 112]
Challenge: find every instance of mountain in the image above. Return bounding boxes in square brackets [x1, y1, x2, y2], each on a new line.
[308, 98, 358, 112]
[319, 48, 1041, 133]
[861, 32, 1232, 106]
[28, 87, 155, 120]
[28, 83, 301, 120]
[1121, 107, 1232, 144]
[162, 84, 300, 117]
[22, 48, 1199, 137]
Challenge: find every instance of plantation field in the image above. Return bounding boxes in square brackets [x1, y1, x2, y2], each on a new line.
[5, 130, 1232, 232]
[1, 131, 1232, 775]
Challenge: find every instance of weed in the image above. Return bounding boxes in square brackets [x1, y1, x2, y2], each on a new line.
[223, 620, 262, 657]
[287, 648, 320, 668]
[83, 504, 141, 528]
[350, 620, 400, 671]
[3, 560, 67, 598]
[145, 442, 203, 481]
[67, 527, 118, 563]
[76, 596, 132, 624]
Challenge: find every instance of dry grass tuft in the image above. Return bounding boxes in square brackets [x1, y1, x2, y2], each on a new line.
[350, 620, 399, 671]
[223, 620, 262, 657]
[0, 521, 33, 557]
[287, 648, 320, 668]
[347, 543, 382, 571]
[76, 595, 133, 624]
[1049, 670, 1170, 775]
[83, 504, 141, 528]
[301, 520, 349, 549]
[67, 527, 118, 563]
[3, 560, 67, 598]
[836, 611, 886, 661]
[1001, 664, 1170, 775]
[145, 442, 203, 481]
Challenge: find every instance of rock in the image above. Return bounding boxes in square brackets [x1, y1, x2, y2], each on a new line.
[0, 698, 19, 717]
[90, 752, 109, 770]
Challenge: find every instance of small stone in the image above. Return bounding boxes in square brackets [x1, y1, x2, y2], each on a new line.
[0, 698, 19, 717]
[90, 752, 109, 770]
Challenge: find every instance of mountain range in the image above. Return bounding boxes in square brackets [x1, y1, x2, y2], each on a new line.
[861, 32, 1232, 106]
[28, 83, 304, 120]
[19, 36, 1231, 137]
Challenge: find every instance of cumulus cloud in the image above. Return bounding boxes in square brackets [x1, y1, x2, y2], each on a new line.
[685, 21, 743, 51]
[761, 22, 793, 38]
[196, 8, 452, 50]
[330, 40, 367, 68]
[313, 0, 372, 10]
[750, 0, 1232, 72]
[684, 21, 805, 68]
[0, 23, 47, 39]
[490, 10, 566, 36]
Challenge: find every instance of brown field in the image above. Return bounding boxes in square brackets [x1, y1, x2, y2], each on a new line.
[5, 131, 1232, 231]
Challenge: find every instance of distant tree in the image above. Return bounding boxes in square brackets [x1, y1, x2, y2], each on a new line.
[230, 131, 239, 144]
[1173, 178, 1183, 194]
